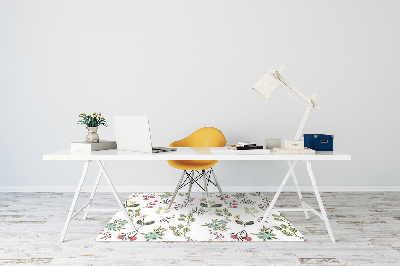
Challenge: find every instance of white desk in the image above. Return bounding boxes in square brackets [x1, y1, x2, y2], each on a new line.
[43, 148, 351, 242]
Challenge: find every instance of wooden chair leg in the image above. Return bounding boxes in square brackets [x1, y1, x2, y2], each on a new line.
[202, 169, 211, 214]
[211, 168, 227, 204]
[187, 170, 193, 202]
[168, 170, 186, 209]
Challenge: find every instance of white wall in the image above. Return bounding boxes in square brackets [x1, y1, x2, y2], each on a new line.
[1, 0, 399, 190]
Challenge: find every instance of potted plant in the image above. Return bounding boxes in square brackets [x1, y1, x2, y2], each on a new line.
[77, 112, 107, 143]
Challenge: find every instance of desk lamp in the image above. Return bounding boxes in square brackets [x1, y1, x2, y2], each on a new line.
[252, 66, 319, 154]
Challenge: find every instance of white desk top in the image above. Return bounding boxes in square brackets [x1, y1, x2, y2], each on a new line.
[43, 147, 351, 161]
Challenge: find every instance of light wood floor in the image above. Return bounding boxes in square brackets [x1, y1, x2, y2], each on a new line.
[0, 191, 399, 265]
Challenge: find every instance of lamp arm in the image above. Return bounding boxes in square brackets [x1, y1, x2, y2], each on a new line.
[265, 66, 320, 141]
[273, 72, 320, 111]
[294, 93, 317, 140]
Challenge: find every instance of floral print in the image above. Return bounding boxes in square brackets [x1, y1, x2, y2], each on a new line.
[253, 226, 277, 241]
[203, 219, 229, 231]
[96, 192, 305, 242]
[169, 213, 195, 240]
[141, 226, 166, 241]
[105, 219, 128, 231]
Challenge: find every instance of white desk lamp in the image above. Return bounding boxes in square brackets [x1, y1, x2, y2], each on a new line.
[252, 66, 319, 154]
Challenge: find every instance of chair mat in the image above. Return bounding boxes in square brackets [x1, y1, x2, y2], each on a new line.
[96, 192, 306, 242]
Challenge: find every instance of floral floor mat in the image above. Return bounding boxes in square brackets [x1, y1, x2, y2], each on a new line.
[96, 192, 306, 242]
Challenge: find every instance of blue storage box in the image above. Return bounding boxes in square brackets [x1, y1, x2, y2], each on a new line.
[304, 134, 334, 151]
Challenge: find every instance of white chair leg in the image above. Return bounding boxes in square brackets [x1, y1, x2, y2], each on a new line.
[287, 160, 309, 220]
[202, 170, 211, 214]
[211, 168, 227, 204]
[187, 170, 193, 202]
[168, 170, 186, 209]
[306, 160, 336, 242]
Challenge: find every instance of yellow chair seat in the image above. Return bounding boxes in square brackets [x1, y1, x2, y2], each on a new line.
[168, 160, 218, 171]
[167, 127, 226, 170]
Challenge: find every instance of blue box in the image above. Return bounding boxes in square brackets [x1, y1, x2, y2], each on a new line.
[304, 134, 334, 151]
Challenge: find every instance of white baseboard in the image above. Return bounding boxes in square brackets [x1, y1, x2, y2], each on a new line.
[1, 186, 400, 193]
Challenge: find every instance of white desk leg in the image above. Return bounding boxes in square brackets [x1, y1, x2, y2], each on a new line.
[97, 160, 136, 231]
[306, 160, 336, 242]
[257, 160, 297, 229]
[83, 161, 106, 219]
[288, 160, 310, 220]
[59, 160, 90, 242]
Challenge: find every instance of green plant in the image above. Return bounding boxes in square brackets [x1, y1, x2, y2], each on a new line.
[77, 112, 107, 127]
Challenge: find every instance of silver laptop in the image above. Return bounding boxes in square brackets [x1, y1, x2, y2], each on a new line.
[113, 116, 176, 153]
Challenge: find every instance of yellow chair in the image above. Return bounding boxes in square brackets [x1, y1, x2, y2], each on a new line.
[167, 127, 227, 212]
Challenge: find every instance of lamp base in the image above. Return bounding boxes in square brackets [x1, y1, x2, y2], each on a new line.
[273, 147, 315, 154]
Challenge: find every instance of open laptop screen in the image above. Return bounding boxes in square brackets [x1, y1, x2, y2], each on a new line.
[114, 116, 153, 153]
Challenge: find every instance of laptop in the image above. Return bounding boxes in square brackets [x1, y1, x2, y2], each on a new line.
[113, 116, 177, 153]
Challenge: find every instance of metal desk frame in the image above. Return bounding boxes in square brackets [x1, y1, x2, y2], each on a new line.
[43, 148, 351, 242]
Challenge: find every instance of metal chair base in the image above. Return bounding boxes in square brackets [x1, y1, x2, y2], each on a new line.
[168, 168, 227, 214]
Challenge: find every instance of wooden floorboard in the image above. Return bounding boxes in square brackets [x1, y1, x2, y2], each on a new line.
[0, 192, 399, 265]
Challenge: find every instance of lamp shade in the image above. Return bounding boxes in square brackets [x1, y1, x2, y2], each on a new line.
[251, 73, 280, 101]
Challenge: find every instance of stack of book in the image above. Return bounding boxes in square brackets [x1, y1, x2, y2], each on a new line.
[211, 142, 270, 155]
[70, 140, 117, 151]
[227, 142, 263, 150]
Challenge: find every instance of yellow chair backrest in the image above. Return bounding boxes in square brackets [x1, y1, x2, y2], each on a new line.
[169, 127, 226, 148]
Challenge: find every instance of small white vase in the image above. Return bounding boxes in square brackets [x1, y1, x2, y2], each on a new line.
[86, 127, 99, 143]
